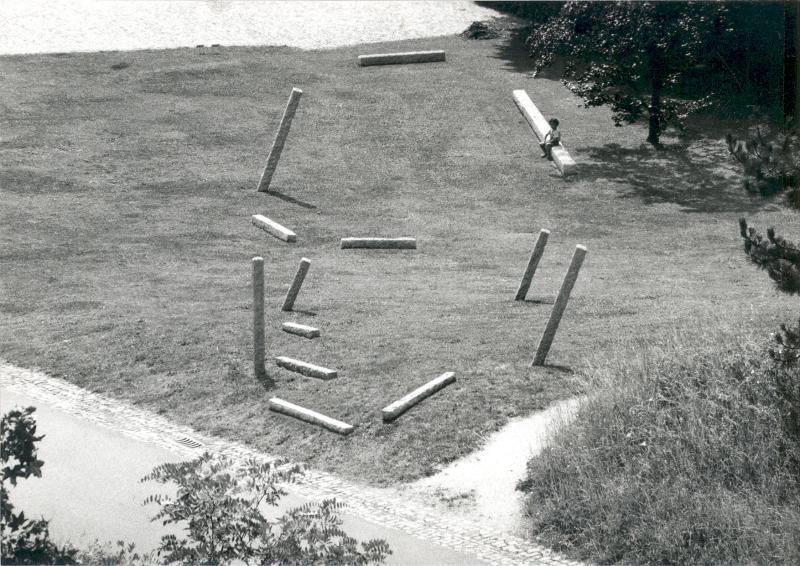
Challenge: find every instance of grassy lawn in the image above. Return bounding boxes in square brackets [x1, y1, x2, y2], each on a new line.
[1, 32, 797, 486]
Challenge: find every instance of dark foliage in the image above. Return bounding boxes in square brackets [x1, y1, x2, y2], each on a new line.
[1, 407, 78, 565]
[525, 1, 784, 145]
[738, 219, 800, 295]
[727, 125, 800, 208]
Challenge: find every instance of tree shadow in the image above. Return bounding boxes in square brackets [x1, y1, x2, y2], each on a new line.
[265, 189, 317, 210]
[488, 25, 537, 75]
[575, 142, 768, 214]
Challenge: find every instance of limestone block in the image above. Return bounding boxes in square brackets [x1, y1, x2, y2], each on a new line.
[269, 397, 353, 435]
[257, 87, 302, 192]
[251, 214, 296, 242]
[282, 258, 311, 311]
[252, 257, 266, 380]
[515, 229, 550, 301]
[533, 245, 587, 366]
[275, 356, 337, 379]
[382, 372, 456, 423]
[282, 322, 320, 339]
[340, 237, 416, 249]
[512, 89, 577, 176]
[358, 50, 445, 66]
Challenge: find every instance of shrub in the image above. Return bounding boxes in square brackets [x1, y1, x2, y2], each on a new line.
[142, 453, 391, 565]
[518, 343, 800, 565]
[1, 407, 79, 566]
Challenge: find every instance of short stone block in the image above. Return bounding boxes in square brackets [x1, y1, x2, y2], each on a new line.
[382, 372, 456, 423]
[340, 237, 417, 249]
[358, 50, 446, 66]
[269, 397, 353, 435]
[251, 214, 297, 242]
[512, 89, 577, 176]
[275, 356, 337, 379]
[282, 322, 320, 339]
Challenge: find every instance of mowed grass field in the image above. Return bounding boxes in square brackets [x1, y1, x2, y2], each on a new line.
[1, 33, 797, 485]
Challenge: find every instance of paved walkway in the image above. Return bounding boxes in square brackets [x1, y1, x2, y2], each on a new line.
[1, 361, 583, 566]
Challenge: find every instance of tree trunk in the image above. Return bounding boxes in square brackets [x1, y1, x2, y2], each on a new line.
[647, 41, 665, 147]
[647, 88, 662, 146]
[785, 0, 800, 124]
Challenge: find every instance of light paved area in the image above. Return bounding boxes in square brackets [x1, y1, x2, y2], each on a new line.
[0, 1, 499, 55]
[1, 361, 585, 566]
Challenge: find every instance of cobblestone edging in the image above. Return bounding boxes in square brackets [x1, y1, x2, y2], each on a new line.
[0, 361, 586, 566]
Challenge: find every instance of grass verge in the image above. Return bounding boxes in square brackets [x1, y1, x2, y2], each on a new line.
[1, 32, 797, 485]
[519, 335, 800, 565]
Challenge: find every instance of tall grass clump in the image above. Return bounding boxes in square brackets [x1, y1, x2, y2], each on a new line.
[519, 336, 800, 565]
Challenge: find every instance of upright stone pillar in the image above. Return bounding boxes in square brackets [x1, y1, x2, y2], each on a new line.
[252, 257, 266, 379]
[257, 87, 303, 192]
[533, 245, 587, 366]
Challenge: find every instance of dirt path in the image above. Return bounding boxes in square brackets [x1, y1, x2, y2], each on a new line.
[407, 397, 583, 536]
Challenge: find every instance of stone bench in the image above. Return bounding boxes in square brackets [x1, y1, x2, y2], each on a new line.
[512, 89, 576, 176]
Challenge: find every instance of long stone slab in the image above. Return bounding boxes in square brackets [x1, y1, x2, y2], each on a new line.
[257, 87, 302, 192]
[251, 214, 296, 242]
[282, 322, 320, 339]
[340, 237, 417, 249]
[269, 397, 353, 435]
[382, 372, 456, 423]
[358, 50, 445, 66]
[512, 89, 576, 176]
[275, 356, 337, 379]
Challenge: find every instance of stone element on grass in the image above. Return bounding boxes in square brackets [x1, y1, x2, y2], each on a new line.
[381, 372, 456, 423]
[515, 229, 550, 301]
[358, 50, 446, 66]
[251, 214, 297, 242]
[282, 322, 320, 339]
[533, 245, 587, 366]
[460, 21, 500, 40]
[282, 258, 311, 311]
[269, 397, 353, 435]
[275, 356, 337, 380]
[340, 237, 417, 249]
[257, 87, 303, 192]
[252, 257, 266, 380]
[512, 89, 577, 176]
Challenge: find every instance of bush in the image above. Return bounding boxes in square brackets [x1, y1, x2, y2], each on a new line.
[142, 453, 391, 565]
[518, 342, 800, 565]
[1, 407, 79, 565]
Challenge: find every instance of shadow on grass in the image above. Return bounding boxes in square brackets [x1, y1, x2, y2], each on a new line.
[265, 189, 317, 210]
[576, 142, 766, 214]
[522, 297, 555, 305]
[291, 309, 317, 317]
[488, 25, 537, 75]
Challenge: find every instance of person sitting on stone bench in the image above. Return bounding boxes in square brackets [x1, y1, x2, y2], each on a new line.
[539, 118, 561, 161]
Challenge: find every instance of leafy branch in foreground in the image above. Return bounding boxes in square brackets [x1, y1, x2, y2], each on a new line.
[142, 452, 390, 565]
[1, 407, 79, 566]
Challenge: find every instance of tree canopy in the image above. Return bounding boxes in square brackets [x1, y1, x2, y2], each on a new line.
[528, 1, 784, 145]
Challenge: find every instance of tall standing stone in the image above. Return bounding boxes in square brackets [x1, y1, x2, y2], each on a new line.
[252, 257, 266, 380]
[515, 229, 550, 301]
[533, 245, 587, 366]
[257, 88, 303, 192]
[282, 257, 311, 311]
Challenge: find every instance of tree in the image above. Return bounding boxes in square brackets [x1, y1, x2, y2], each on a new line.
[1, 407, 78, 565]
[142, 452, 391, 566]
[527, 1, 783, 145]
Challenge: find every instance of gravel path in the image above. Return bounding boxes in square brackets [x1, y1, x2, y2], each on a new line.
[1, 360, 585, 566]
[0, 1, 499, 55]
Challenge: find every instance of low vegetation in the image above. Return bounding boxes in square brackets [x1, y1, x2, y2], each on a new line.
[518, 338, 800, 565]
